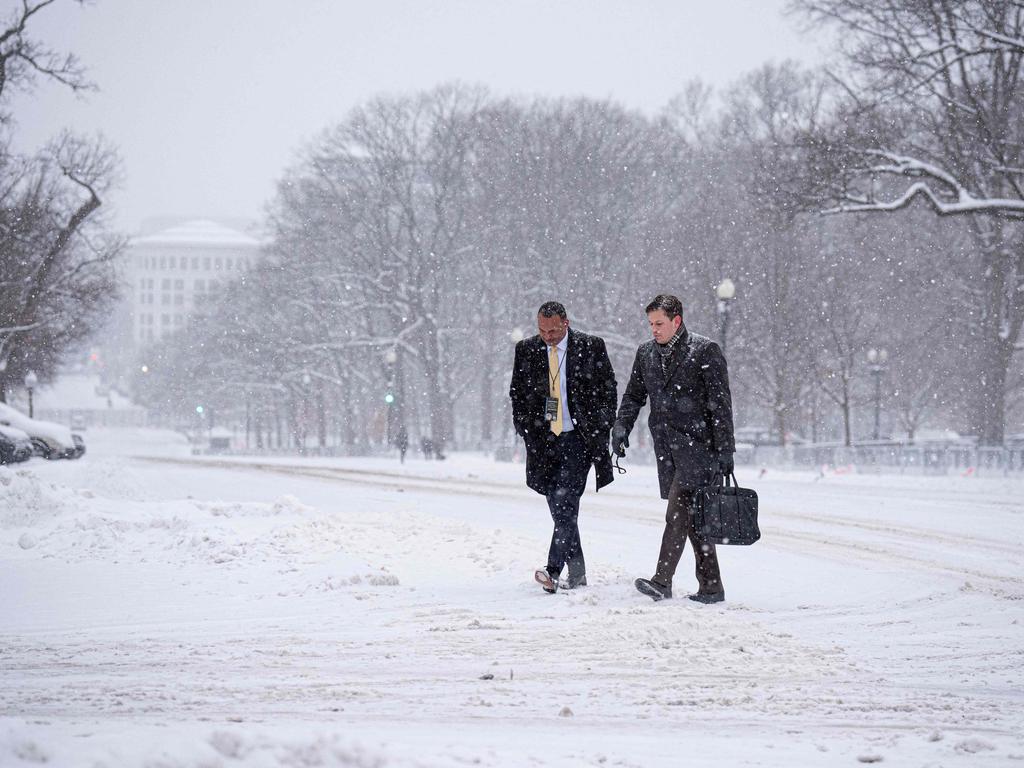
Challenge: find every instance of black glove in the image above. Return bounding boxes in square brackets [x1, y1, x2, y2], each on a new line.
[718, 452, 735, 476]
[611, 424, 629, 457]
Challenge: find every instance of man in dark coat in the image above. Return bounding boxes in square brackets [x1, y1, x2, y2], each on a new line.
[509, 301, 618, 594]
[613, 294, 735, 604]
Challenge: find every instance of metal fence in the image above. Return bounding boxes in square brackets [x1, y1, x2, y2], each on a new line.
[740, 441, 1024, 476]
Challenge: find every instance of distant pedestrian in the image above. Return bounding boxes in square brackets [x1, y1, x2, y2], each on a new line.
[613, 294, 735, 604]
[421, 437, 433, 460]
[509, 301, 618, 594]
[396, 425, 409, 464]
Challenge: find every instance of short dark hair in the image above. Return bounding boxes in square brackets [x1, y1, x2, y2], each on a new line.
[645, 294, 683, 319]
[538, 301, 567, 320]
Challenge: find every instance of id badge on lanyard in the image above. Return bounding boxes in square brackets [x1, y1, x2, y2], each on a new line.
[544, 397, 559, 421]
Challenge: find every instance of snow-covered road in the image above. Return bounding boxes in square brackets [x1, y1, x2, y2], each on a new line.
[2, 429, 1022, 766]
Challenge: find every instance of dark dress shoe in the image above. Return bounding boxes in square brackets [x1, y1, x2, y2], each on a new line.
[688, 591, 725, 604]
[560, 576, 587, 590]
[635, 578, 672, 601]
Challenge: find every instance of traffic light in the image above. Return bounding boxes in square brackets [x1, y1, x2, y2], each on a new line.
[384, 392, 395, 405]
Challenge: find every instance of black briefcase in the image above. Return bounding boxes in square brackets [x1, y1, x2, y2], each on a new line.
[693, 473, 760, 546]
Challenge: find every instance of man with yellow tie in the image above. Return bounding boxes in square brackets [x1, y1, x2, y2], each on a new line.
[509, 301, 618, 593]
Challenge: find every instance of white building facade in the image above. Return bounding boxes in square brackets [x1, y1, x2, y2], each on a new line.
[126, 220, 263, 344]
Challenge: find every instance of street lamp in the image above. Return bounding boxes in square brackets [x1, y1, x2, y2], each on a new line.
[866, 347, 888, 440]
[24, 370, 38, 418]
[382, 349, 397, 405]
[716, 278, 736, 354]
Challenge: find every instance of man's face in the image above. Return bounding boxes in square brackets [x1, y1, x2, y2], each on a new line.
[538, 313, 569, 347]
[648, 309, 682, 344]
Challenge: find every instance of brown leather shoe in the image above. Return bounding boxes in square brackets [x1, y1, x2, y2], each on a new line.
[534, 569, 557, 593]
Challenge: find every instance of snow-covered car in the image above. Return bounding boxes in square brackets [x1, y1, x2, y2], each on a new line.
[0, 402, 83, 460]
[0, 423, 33, 464]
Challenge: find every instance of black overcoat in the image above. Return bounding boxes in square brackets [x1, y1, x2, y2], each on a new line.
[509, 328, 617, 495]
[615, 328, 735, 498]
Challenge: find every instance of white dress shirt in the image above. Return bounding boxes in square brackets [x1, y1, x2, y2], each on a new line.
[549, 332, 574, 432]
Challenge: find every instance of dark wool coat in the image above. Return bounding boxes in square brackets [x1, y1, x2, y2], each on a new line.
[615, 328, 735, 498]
[509, 328, 618, 495]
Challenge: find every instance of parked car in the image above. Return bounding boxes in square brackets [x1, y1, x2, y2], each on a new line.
[0, 402, 84, 460]
[0, 423, 33, 464]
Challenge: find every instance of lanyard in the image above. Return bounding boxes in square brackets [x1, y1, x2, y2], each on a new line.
[548, 343, 566, 393]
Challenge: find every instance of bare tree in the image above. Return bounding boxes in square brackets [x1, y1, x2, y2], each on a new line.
[0, 132, 121, 399]
[0, 0, 92, 120]
[714, 63, 832, 443]
[0, 1, 118, 401]
[793, 0, 1024, 443]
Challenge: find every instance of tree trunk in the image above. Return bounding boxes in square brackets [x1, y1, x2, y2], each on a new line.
[479, 349, 494, 448]
[420, 319, 451, 456]
[317, 385, 327, 450]
[976, 336, 1010, 446]
[773, 388, 788, 448]
[841, 380, 852, 447]
[974, 223, 1017, 446]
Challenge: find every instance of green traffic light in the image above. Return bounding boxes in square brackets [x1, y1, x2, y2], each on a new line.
[384, 393, 395, 404]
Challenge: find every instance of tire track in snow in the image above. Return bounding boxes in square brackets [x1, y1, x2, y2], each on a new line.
[135, 456, 1024, 594]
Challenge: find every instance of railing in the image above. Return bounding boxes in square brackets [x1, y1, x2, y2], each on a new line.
[739, 441, 1024, 476]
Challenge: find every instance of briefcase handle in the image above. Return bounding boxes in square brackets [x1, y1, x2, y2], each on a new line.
[713, 472, 740, 489]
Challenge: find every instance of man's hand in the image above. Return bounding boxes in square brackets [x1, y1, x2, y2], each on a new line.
[611, 424, 629, 457]
[718, 452, 735, 476]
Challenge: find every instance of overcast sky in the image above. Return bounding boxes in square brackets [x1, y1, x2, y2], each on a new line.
[11, 0, 821, 233]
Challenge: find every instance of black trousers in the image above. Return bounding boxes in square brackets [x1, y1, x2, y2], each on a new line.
[653, 475, 724, 595]
[544, 430, 588, 581]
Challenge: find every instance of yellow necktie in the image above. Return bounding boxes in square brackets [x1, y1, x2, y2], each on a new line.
[549, 345, 563, 436]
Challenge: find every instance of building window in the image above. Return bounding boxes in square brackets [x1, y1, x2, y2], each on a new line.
[194, 279, 205, 291]
[174, 279, 184, 290]
[215, 257, 222, 270]
[159, 256, 166, 269]
[174, 294, 184, 306]
[161, 293, 170, 305]
[191, 257, 199, 270]
[204, 257, 211, 270]
[226, 258, 233, 270]
[179, 256, 187, 269]
[208, 280, 219, 293]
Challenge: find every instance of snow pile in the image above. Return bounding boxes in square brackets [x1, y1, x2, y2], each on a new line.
[1, 465, 395, 591]
[0, 466, 76, 529]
